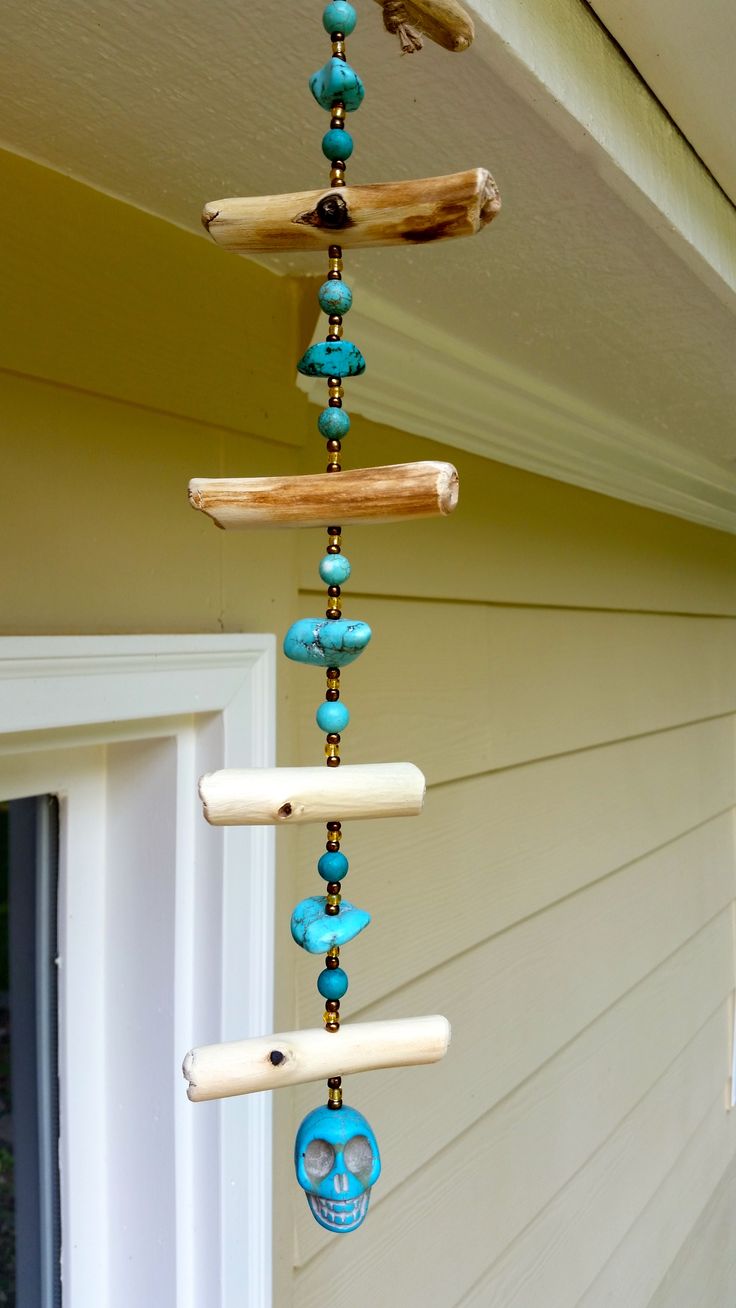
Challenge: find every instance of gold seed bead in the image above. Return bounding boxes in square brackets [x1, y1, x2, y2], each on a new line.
[330, 170, 346, 187]
[327, 678, 340, 691]
[328, 258, 343, 275]
[328, 535, 342, 549]
[328, 1086, 343, 1106]
[331, 105, 346, 124]
[328, 385, 344, 400]
[325, 743, 340, 758]
[332, 39, 346, 57]
[326, 322, 344, 338]
[326, 893, 341, 907]
[328, 946, 340, 958]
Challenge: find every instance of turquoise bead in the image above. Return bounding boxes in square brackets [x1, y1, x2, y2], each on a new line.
[322, 128, 354, 162]
[310, 57, 365, 113]
[318, 407, 351, 440]
[322, 1, 357, 35]
[297, 340, 365, 378]
[317, 280, 353, 316]
[317, 554, 352, 585]
[317, 967, 349, 1000]
[318, 850, 349, 881]
[290, 896, 370, 953]
[316, 700, 350, 733]
[283, 618, 371, 667]
[319, 553, 351, 586]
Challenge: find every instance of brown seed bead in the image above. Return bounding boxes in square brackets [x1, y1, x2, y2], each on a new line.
[327, 585, 341, 597]
[325, 334, 340, 344]
[328, 1076, 342, 1089]
[325, 999, 340, 1013]
[325, 902, 340, 915]
[325, 688, 339, 701]
[325, 1021, 340, 1033]
[325, 955, 339, 969]
[327, 397, 343, 406]
[327, 821, 341, 831]
[328, 315, 342, 327]
[326, 606, 341, 617]
[328, 245, 343, 258]
[326, 756, 341, 768]
[326, 882, 342, 895]
[326, 544, 341, 554]
[327, 378, 341, 389]
[327, 1097, 341, 1108]
[327, 270, 342, 281]
[326, 734, 341, 745]
[331, 174, 346, 188]
[326, 465, 341, 476]
[325, 840, 340, 852]
[325, 440, 341, 454]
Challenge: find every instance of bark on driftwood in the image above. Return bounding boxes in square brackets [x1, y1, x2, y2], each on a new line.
[376, 0, 474, 53]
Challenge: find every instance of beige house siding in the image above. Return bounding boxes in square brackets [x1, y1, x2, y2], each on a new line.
[4, 152, 736, 1306]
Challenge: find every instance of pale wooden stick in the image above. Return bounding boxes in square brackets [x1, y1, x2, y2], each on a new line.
[200, 763, 426, 826]
[377, 0, 474, 52]
[189, 462, 459, 530]
[183, 1015, 451, 1101]
[202, 169, 500, 254]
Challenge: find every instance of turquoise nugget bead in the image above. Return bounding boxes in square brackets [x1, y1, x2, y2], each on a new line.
[310, 57, 365, 112]
[290, 897, 370, 953]
[318, 967, 349, 1000]
[322, 1, 357, 35]
[322, 128, 354, 162]
[319, 553, 351, 586]
[316, 700, 350, 733]
[317, 280, 353, 316]
[318, 407, 351, 439]
[318, 850, 349, 881]
[297, 340, 365, 378]
[283, 618, 371, 667]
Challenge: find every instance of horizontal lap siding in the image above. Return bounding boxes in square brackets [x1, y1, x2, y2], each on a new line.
[292, 438, 736, 1302]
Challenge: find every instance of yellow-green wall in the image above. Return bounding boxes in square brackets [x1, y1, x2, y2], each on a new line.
[4, 150, 736, 1306]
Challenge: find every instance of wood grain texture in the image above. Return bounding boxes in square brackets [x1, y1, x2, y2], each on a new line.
[294, 816, 735, 1263]
[295, 990, 733, 1298]
[202, 169, 500, 253]
[189, 461, 459, 529]
[295, 718, 736, 1009]
[199, 762, 425, 826]
[184, 1015, 450, 1101]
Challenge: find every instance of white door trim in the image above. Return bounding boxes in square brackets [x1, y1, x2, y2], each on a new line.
[0, 634, 276, 1308]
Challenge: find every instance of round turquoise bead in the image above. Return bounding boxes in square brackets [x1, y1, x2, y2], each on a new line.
[316, 700, 350, 733]
[319, 553, 351, 586]
[317, 967, 349, 1000]
[317, 407, 351, 440]
[322, 128, 354, 162]
[322, 1, 357, 35]
[318, 850, 349, 882]
[317, 279, 353, 316]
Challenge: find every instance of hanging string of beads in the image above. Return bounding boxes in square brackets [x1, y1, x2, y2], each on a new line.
[305, 0, 364, 1113]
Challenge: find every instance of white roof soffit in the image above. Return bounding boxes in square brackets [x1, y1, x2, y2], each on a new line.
[2, 0, 736, 532]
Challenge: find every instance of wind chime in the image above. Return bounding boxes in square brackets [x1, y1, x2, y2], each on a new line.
[182, 0, 499, 1236]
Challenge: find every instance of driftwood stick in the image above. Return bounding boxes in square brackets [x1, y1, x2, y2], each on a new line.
[200, 763, 426, 826]
[189, 462, 459, 530]
[202, 170, 500, 254]
[183, 1015, 451, 1101]
[377, 0, 474, 52]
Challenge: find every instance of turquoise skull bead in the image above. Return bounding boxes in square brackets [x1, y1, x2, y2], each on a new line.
[295, 1103, 380, 1234]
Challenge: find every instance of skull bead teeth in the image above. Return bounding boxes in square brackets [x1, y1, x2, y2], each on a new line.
[295, 1104, 381, 1234]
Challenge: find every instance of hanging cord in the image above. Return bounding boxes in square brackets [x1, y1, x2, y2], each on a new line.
[381, 1, 424, 53]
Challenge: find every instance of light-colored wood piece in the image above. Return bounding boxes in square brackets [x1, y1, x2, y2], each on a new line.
[184, 1015, 451, 1102]
[199, 762, 426, 826]
[202, 170, 500, 253]
[377, 0, 475, 52]
[189, 461, 459, 530]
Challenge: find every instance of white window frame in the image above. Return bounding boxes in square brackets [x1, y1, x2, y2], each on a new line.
[0, 634, 275, 1308]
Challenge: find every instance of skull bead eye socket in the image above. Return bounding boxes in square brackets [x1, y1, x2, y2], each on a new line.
[343, 1134, 374, 1180]
[304, 1138, 335, 1181]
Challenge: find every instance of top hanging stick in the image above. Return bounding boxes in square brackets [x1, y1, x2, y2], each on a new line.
[202, 169, 500, 254]
[377, 0, 475, 53]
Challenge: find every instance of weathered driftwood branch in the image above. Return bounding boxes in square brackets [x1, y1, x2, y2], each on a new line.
[189, 462, 459, 530]
[202, 169, 500, 254]
[377, 0, 474, 52]
[200, 763, 426, 826]
[183, 1015, 451, 1101]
